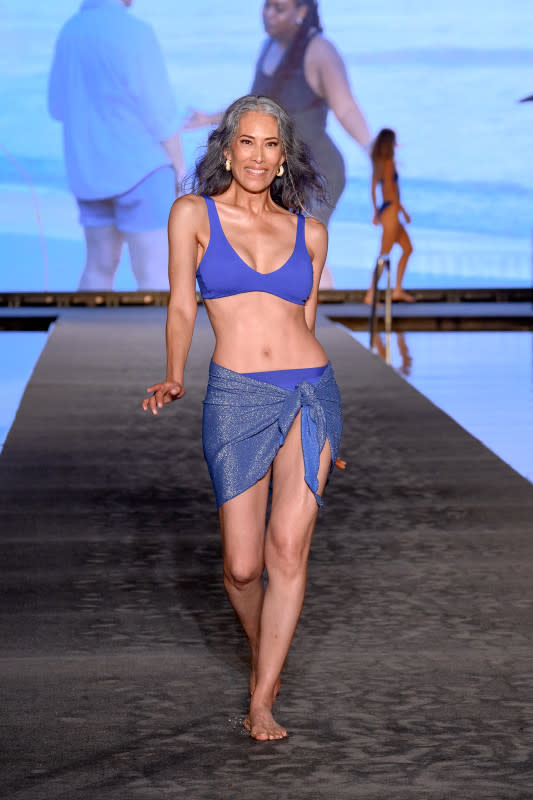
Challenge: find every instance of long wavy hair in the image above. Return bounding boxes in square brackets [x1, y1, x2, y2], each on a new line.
[266, 1, 322, 101]
[371, 128, 396, 177]
[192, 94, 327, 213]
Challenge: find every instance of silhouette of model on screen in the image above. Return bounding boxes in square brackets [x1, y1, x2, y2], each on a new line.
[48, 0, 186, 291]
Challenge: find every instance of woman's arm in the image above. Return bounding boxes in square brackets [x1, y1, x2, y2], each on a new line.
[303, 218, 328, 334]
[399, 204, 411, 223]
[142, 195, 200, 414]
[371, 172, 378, 222]
[305, 37, 372, 151]
[382, 159, 399, 205]
[165, 196, 199, 380]
[182, 110, 224, 129]
[395, 172, 411, 223]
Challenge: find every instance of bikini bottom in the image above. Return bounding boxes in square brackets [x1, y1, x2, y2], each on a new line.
[377, 201, 392, 217]
[242, 364, 327, 391]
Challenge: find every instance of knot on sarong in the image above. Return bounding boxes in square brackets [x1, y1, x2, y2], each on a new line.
[279, 380, 327, 506]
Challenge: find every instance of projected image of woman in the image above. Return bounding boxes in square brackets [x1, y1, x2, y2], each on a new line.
[365, 128, 414, 304]
[186, 0, 372, 286]
[143, 95, 342, 740]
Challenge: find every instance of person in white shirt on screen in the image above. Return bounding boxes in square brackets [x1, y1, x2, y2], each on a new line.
[48, 0, 186, 291]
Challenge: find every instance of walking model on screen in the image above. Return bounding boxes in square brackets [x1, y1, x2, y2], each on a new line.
[48, 0, 186, 291]
[365, 128, 415, 304]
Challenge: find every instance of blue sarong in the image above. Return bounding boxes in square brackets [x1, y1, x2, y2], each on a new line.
[202, 361, 342, 508]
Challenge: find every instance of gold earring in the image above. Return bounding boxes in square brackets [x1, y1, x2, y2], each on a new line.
[276, 164, 285, 177]
[225, 158, 231, 172]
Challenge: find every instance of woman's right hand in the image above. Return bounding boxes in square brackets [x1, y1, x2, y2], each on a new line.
[142, 381, 185, 415]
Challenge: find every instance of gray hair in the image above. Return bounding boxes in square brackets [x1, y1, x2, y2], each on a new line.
[191, 95, 327, 213]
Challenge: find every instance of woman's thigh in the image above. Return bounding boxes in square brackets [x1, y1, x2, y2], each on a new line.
[379, 205, 399, 253]
[218, 468, 272, 575]
[269, 412, 332, 554]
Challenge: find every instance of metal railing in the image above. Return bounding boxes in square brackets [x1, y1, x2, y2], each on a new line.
[369, 257, 393, 363]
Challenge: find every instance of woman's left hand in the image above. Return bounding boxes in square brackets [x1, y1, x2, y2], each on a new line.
[402, 209, 411, 224]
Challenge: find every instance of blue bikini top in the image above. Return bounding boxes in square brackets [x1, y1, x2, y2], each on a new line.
[196, 195, 313, 305]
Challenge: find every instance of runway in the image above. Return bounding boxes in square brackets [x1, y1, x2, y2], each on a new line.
[1, 306, 533, 799]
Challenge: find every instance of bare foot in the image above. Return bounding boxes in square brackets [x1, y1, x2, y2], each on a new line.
[364, 289, 385, 307]
[391, 288, 415, 302]
[244, 704, 287, 741]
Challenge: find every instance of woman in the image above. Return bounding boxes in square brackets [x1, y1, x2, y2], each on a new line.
[364, 128, 414, 304]
[186, 0, 372, 286]
[142, 95, 342, 741]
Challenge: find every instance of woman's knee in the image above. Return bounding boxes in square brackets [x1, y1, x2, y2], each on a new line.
[266, 522, 312, 578]
[224, 556, 263, 589]
[84, 227, 122, 272]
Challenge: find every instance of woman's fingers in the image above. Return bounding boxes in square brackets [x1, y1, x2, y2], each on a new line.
[142, 382, 184, 413]
[147, 393, 160, 415]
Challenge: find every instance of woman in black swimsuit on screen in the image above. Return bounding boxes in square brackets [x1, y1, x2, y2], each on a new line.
[186, 0, 372, 287]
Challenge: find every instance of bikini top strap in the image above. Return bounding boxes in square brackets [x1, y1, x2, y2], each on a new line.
[296, 212, 307, 249]
[202, 194, 225, 241]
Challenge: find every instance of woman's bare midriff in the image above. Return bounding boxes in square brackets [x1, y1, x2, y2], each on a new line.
[204, 292, 327, 372]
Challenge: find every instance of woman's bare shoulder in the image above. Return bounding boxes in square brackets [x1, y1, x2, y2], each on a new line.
[306, 34, 343, 64]
[304, 215, 328, 254]
[170, 192, 205, 216]
[305, 215, 327, 236]
[168, 193, 207, 230]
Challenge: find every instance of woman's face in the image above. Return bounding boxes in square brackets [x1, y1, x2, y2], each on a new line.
[262, 0, 306, 40]
[226, 111, 285, 192]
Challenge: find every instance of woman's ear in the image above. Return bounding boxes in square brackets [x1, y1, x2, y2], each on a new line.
[298, 4, 309, 24]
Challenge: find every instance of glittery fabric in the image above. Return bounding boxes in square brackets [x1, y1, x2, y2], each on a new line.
[202, 361, 342, 508]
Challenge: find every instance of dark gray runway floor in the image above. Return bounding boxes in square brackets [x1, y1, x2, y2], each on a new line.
[1, 307, 533, 800]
